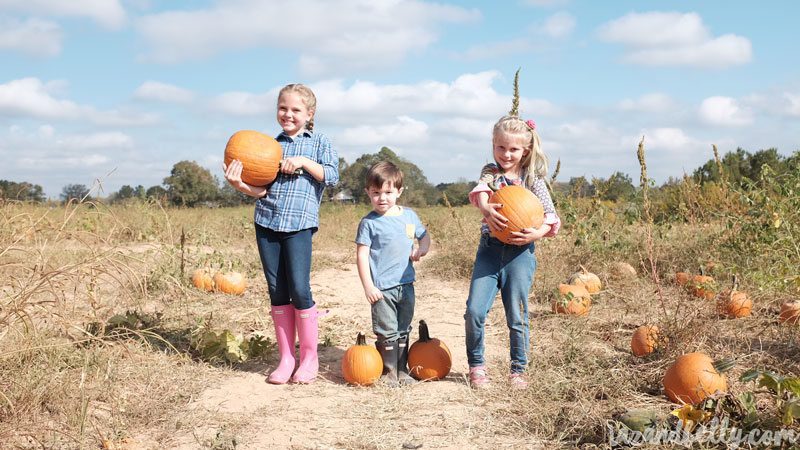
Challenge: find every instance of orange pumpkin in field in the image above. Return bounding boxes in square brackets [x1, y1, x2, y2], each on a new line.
[779, 300, 800, 325]
[676, 272, 690, 287]
[631, 325, 663, 357]
[553, 284, 592, 316]
[191, 267, 214, 291]
[489, 185, 544, 244]
[569, 266, 602, 293]
[224, 130, 284, 186]
[663, 353, 732, 404]
[213, 271, 247, 295]
[687, 275, 716, 300]
[342, 332, 383, 386]
[408, 320, 452, 381]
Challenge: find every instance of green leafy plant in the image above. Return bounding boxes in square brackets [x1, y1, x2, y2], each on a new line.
[740, 370, 800, 425]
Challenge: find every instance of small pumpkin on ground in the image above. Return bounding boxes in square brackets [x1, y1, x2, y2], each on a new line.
[717, 276, 751, 319]
[631, 325, 664, 357]
[213, 271, 247, 295]
[224, 130, 284, 186]
[778, 300, 800, 325]
[408, 320, 452, 381]
[342, 332, 383, 386]
[618, 409, 663, 432]
[568, 265, 602, 293]
[553, 284, 592, 316]
[610, 261, 636, 278]
[191, 267, 214, 292]
[688, 274, 716, 300]
[662, 353, 733, 404]
[488, 185, 544, 244]
[675, 272, 690, 287]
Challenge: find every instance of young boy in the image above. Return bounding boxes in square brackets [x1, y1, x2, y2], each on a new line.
[355, 161, 431, 385]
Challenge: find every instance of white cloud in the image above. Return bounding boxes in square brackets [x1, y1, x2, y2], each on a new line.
[618, 93, 678, 113]
[0, 78, 86, 119]
[134, 0, 479, 74]
[338, 116, 428, 147]
[597, 12, 752, 68]
[58, 131, 134, 150]
[784, 93, 800, 116]
[633, 127, 697, 151]
[209, 90, 278, 117]
[0, 16, 62, 56]
[0, 78, 162, 126]
[133, 81, 195, 103]
[698, 96, 754, 126]
[0, 0, 127, 29]
[537, 11, 575, 38]
[454, 38, 534, 61]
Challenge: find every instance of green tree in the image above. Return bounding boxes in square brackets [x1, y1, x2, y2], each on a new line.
[60, 184, 90, 203]
[146, 185, 167, 200]
[694, 147, 788, 185]
[436, 180, 477, 206]
[0, 180, 45, 202]
[338, 147, 437, 206]
[163, 161, 218, 207]
[601, 171, 635, 202]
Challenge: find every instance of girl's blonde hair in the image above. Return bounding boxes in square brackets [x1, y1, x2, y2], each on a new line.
[492, 115, 547, 188]
[277, 84, 317, 132]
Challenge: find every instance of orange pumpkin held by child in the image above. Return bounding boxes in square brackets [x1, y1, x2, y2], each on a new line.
[224, 130, 284, 186]
[489, 185, 544, 244]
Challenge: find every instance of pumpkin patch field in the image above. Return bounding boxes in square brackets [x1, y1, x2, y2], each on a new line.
[1, 154, 799, 448]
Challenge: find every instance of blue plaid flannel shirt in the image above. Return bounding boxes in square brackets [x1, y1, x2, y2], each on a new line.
[254, 129, 339, 232]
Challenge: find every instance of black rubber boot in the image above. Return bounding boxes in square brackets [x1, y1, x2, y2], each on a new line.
[375, 340, 398, 386]
[397, 335, 416, 386]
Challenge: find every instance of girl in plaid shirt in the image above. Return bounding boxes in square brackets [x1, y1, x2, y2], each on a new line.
[224, 84, 339, 384]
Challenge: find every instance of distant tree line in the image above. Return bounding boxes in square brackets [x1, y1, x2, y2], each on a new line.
[3, 146, 797, 207]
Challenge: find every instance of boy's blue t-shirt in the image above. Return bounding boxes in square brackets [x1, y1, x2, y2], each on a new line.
[355, 207, 427, 290]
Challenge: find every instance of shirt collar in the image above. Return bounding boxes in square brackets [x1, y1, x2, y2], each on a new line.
[277, 129, 313, 141]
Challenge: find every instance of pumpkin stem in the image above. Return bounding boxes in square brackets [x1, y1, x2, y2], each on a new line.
[699, 265, 705, 276]
[731, 274, 739, 293]
[712, 357, 735, 374]
[355, 331, 367, 346]
[579, 264, 588, 274]
[418, 320, 432, 343]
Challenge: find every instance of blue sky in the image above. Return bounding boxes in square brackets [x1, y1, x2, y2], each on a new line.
[1, 0, 799, 199]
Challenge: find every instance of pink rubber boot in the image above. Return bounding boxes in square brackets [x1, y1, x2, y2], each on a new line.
[268, 304, 296, 384]
[292, 304, 320, 384]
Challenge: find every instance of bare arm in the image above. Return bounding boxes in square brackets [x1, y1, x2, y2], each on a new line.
[356, 244, 383, 304]
[474, 191, 507, 233]
[223, 160, 268, 198]
[410, 232, 431, 262]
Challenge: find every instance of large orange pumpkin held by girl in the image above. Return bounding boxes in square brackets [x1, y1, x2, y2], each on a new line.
[489, 185, 544, 244]
[224, 130, 284, 186]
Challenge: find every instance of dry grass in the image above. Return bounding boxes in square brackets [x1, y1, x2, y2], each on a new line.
[2, 191, 799, 448]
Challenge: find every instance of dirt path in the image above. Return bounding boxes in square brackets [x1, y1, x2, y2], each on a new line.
[168, 258, 542, 449]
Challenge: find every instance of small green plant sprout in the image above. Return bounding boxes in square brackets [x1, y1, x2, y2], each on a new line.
[739, 369, 800, 425]
[190, 327, 272, 364]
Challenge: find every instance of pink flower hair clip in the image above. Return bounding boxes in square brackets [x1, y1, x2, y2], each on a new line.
[525, 119, 536, 131]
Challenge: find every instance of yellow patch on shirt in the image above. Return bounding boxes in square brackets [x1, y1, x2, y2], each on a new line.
[406, 224, 415, 239]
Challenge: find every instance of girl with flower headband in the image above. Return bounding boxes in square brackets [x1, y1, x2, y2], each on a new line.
[464, 115, 561, 389]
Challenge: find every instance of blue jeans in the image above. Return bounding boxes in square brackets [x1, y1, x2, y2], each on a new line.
[464, 234, 536, 374]
[371, 283, 415, 344]
[255, 225, 315, 310]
